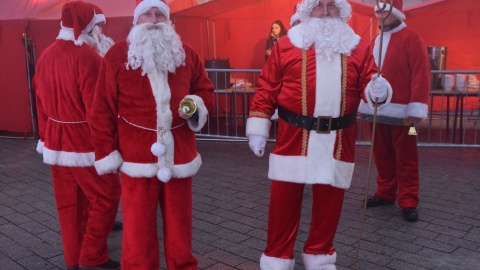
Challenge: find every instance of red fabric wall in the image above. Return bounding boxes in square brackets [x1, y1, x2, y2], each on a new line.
[1, 0, 479, 133]
[0, 20, 32, 134]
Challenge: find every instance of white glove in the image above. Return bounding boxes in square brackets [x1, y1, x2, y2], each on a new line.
[248, 135, 267, 157]
[369, 74, 388, 101]
[271, 108, 279, 121]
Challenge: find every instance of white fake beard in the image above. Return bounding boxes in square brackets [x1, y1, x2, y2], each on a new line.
[126, 22, 186, 75]
[92, 25, 114, 56]
[300, 17, 359, 62]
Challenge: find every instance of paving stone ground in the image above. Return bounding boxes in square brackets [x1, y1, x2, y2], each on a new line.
[0, 138, 479, 269]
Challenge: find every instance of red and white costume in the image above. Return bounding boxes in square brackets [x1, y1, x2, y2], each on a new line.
[246, 0, 379, 267]
[89, 38, 214, 269]
[34, 2, 120, 268]
[358, 20, 430, 208]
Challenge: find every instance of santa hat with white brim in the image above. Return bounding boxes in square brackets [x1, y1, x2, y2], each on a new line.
[295, 0, 352, 23]
[374, 0, 406, 21]
[133, 0, 170, 25]
[60, 1, 106, 44]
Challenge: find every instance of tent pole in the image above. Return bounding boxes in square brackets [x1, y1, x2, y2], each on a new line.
[206, 18, 211, 59]
[23, 33, 38, 139]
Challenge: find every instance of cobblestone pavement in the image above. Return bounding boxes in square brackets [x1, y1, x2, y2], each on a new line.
[0, 138, 479, 269]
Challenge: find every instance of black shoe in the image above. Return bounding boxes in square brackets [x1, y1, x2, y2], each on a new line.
[366, 195, 395, 207]
[112, 221, 123, 231]
[79, 260, 120, 270]
[402, 208, 418, 222]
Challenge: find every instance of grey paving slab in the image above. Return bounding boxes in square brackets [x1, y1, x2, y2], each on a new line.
[0, 138, 479, 269]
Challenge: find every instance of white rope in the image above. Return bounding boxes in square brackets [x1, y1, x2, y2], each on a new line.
[119, 115, 186, 132]
[48, 117, 86, 124]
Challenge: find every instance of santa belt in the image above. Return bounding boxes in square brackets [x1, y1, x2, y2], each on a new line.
[278, 105, 357, 134]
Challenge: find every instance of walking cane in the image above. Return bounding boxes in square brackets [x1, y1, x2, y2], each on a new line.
[352, 1, 393, 269]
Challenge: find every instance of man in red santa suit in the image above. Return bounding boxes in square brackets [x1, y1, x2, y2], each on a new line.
[34, 1, 121, 270]
[359, 0, 430, 222]
[89, 0, 215, 269]
[246, 0, 392, 269]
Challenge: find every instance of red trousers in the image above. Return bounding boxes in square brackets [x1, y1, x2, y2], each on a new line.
[51, 165, 120, 268]
[264, 181, 345, 259]
[120, 175, 197, 270]
[372, 124, 419, 208]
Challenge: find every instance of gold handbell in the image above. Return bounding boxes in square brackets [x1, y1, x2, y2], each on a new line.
[408, 126, 417, 136]
[179, 97, 197, 116]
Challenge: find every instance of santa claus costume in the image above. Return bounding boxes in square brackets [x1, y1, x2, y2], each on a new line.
[34, 1, 121, 269]
[358, 0, 430, 217]
[246, 0, 386, 269]
[89, 0, 215, 269]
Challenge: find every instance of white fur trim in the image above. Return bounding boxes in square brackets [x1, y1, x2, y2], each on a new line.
[121, 162, 158, 178]
[364, 79, 393, 111]
[120, 154, 202, 179]
[171, 154, 202, 178]
[42, 147, 94, 167]
[406, 102, 428, 119]
[57, 27, 77, 42]
[57, 26, 95, 47]
[260, 253, 295, 270]
[302, 253, 337, 270]
[374, 4, 406, 21]
[268, 152, 354, 189]
[358, 100, 427, 119]
[185, 94, 208, 132]
[296, 0, 352, 23]
[36, 140, 44, 154]
[147, 71, 175, 173]
[94, 150, 123, 175]
[246, 117, 272, 138]
[133, 0, 170, 25]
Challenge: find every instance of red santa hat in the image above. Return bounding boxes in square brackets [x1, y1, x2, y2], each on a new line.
[374, 0, 406, 21]
[296, 0, 352, 23]
[60, 1, 106, 41]
[133, 0, 170, 25]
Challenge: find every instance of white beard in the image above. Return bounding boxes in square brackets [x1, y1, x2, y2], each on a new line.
[92, 25, 114, 56]
[294, 17, 360, 62]
[126, 22, 186, 75]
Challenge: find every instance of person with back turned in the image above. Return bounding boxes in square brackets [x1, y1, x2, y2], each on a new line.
[34, 1, 121, 269]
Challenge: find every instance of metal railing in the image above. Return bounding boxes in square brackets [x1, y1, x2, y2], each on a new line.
[200, 68, 480, 147]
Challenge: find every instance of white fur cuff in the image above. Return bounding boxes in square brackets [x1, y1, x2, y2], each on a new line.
[185, 94, 208, 132]
[260, 253, 295, 270]
[94, 150, 123, 175]
[246, 117, 272, 138]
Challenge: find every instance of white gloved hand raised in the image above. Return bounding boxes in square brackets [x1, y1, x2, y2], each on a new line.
[248, 135, 267, 157]
[369, 74, 389, 101]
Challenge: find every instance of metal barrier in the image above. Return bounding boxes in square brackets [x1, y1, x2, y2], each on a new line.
[200, 68, 480, 147]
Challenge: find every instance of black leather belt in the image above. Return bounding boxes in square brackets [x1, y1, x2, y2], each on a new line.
[278, 105, 357, 134]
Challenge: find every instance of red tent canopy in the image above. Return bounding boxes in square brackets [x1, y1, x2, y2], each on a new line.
[1, 0, 479, 134]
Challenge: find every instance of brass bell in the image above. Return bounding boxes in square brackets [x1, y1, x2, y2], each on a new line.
[408, 126, 417, 136]
[179, 97, 197, 116]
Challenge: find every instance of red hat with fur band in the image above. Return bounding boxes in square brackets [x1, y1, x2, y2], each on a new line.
[374, 0, 406, 21]
[61, 1, 106, 41]
[133, 0, 170, 25]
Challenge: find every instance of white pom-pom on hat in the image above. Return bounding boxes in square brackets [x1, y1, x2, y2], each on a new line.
[157, 167, 172, 182]
[151, 142, 166, 157]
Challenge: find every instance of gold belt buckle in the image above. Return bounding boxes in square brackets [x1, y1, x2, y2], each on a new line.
[316, 116, 332, 134]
